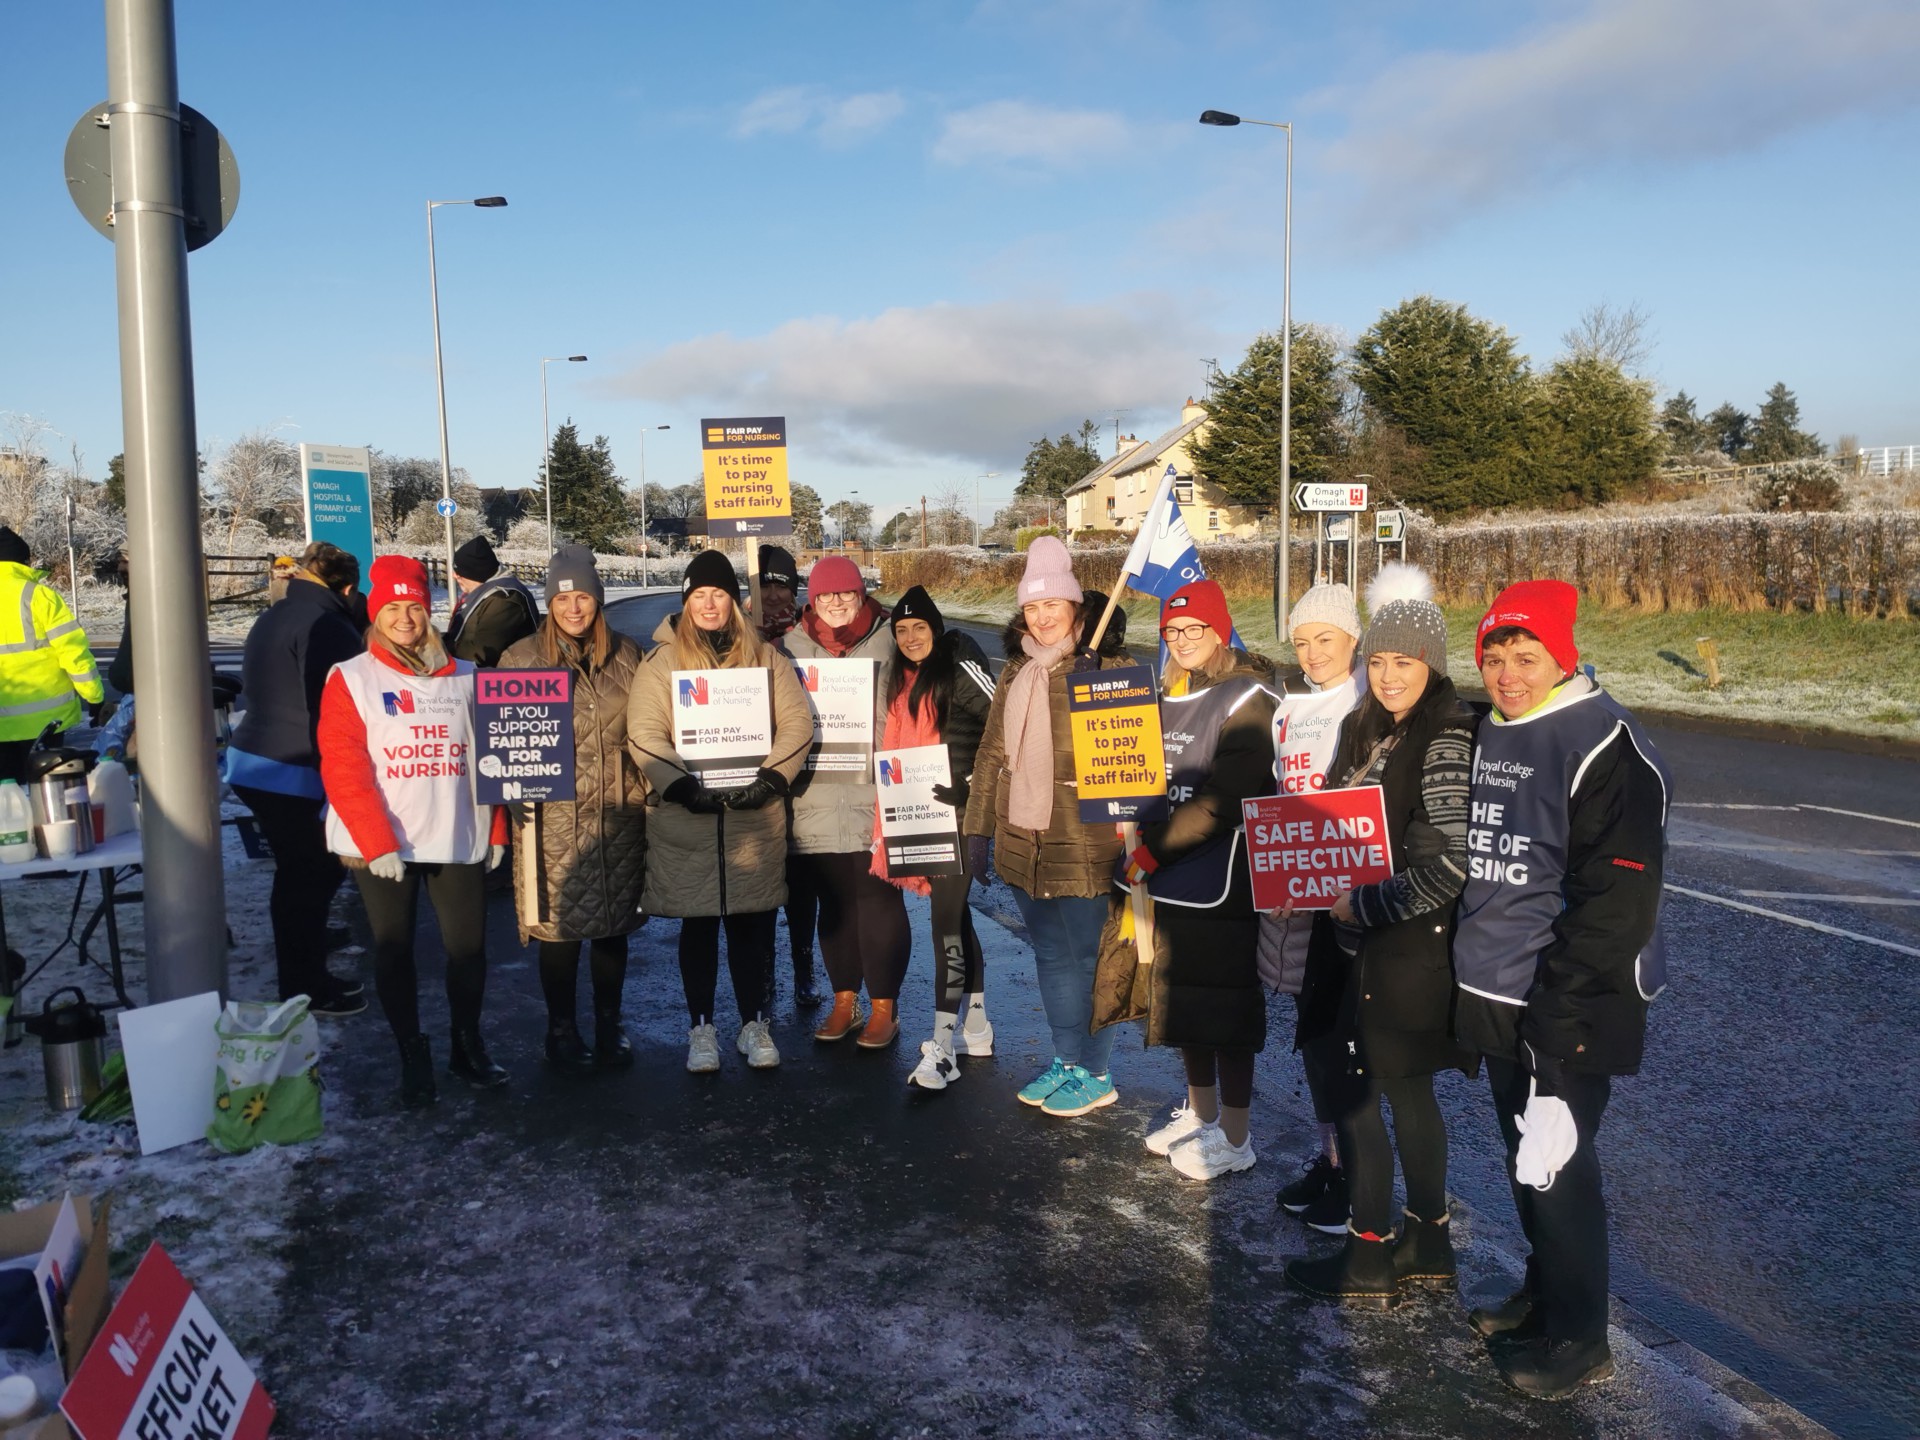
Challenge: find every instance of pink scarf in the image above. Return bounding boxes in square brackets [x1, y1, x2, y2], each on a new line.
[1001, 631, 1076, 831]
[870, 678, 943, 895]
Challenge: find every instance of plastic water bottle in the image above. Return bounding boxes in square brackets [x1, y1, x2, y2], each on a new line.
[88, 760, 137, 840]
[0, 782, 34, 864]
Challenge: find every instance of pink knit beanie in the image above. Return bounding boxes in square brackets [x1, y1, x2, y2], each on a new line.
[1017, 536, 1082, 605]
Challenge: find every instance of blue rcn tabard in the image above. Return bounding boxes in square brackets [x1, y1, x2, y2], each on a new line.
[1139, 675, 1274, 908]
[1453, 678, 1672, 1008]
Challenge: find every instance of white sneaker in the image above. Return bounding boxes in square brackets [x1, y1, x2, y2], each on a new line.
[736, 1019, 780, 1069]
[686, 1022, 720, 1074]
[1145, 1103, 1206, 1155]
[955, 1017, 995, 1057]
[908, 1038, 961, 1090]
[1169, 1124, 1257, 1181]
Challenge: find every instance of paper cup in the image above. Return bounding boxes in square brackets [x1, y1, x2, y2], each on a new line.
[41, 821, 78, 859]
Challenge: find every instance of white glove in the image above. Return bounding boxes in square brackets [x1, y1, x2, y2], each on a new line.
[488, 844, 507, 871]
[1513, 1084, 1578, 1190]
[367, 851, 407, 883]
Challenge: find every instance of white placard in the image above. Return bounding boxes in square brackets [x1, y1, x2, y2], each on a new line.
[671, 668, 774, 791]
[793, 657, 874, 783]
[118, 992, 222, 1155]
[875, 744, 964, 878]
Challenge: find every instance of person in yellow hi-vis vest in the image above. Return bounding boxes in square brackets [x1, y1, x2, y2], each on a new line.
[0, 526, 104, 783]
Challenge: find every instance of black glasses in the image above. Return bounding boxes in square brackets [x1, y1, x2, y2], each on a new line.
[1161, 623, 1212, 642]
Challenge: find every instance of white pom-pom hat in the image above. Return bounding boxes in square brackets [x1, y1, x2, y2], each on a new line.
[1361, 562, 1448, 670]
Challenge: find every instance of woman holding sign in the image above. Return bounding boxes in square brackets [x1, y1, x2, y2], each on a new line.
[317, 555, 509, 1107]
[498, 547, 647, 1073]
[784, 556, 911, 1050]
[627, 550, 813, 1074]
[1285, 564, 1476, 1309]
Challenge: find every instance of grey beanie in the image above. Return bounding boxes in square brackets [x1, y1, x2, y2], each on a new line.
[545, 544, 604, 606]
[1360, 562, 1447, 672]
[1287, 581, 1362, 641]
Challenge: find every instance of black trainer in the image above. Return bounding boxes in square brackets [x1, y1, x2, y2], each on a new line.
[1276, 1153, 1338, 1214]
[305, 980, 367, 1018]
[1493, 1336, 1614, 1400]
[1298, 1168, 1351, 1235]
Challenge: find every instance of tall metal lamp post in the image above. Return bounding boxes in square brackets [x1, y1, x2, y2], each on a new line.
[636, 423, 670, 585]
[1198, 109, 1292, 630]
[974, 471, 1000, 547]
[426, 194, 506, 614]
[540, 353, 587, 553]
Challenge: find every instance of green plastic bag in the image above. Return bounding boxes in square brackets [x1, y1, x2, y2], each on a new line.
[208, 996, 323, 1153]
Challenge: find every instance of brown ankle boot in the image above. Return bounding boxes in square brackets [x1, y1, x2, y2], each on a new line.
[856, 997, 899, 1049]
[813, 991, 863, 1042]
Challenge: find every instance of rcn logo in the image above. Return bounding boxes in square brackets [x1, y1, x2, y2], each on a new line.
[501, 780, 524, 801]
[1108, 801, 1126, 817]
[802, 665, 820, 692]
[110, 1331, 138, 1377]
[381, 691, 415, 716]
[678, 677, 710, 707]
[877, 756, 904, 786]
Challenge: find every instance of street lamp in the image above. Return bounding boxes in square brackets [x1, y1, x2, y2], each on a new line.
[974, 472, 1000, 547]
[636, 423, 670, 586]
[1199, 108, 1293, 635]
[427, 194, 507, 616]
[540, 354, 588, 554]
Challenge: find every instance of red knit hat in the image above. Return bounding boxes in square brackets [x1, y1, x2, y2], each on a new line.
[367, 555, 431, 619]
[807, 554, 866, 599]
[1161, 579, 1232, 644]
[1476, 579, 1579, 674]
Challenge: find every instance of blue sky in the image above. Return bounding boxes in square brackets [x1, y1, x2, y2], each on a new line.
[4, 0, 1917, 527]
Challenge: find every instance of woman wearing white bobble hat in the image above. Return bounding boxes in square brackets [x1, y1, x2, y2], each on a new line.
[1284, 562, 1477, 1310]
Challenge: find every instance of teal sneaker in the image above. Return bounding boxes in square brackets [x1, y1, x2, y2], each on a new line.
[1042, 1066, 1119, 1118]
[1017, 1057, 1072, 1107]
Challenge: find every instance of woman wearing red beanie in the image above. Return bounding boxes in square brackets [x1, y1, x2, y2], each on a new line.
[318, 555, 509, 1106]
[1092, 579, 1279, 1178]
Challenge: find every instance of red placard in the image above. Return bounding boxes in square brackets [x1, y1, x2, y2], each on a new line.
[1241, 786, 1395, 911]
[62, 1243, 274, 1440]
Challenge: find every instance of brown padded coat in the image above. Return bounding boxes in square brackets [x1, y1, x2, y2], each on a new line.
[499, 630, 647, 945]
[626, 616, 814, 918]
[961, 605, 1129, 899]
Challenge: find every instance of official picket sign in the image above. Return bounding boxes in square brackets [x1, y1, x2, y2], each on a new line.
[700, 415, 793, 536]
[473, 668, 575, 804]
[61, 1243, 274, 1440]
[1242, 785, 1394, 910]
[1067, 663, 1169, 823]
[875, 743, 963, 877]
[672, 668, 773, 791]
[793, 657, 874, 783]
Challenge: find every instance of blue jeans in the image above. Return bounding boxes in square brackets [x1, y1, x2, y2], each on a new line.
[1013, 891, 1115, 1075]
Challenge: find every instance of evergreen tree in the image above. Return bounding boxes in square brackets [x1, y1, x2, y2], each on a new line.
[1746, 382, 1824, 464]
[1016, 421, 1102, 500]
[1188, 324, 1344, 510]
[542, 421, 627, 551]
[1658, 392, 1713, 459]
[1706, 403, 1752, 462]
[789, 483, 824, 548]
[1529, 356, 1661, 506]
[105, 453, 125, 511]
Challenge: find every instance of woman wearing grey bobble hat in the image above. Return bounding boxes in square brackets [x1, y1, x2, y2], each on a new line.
[1285, 562, 1477, 1310]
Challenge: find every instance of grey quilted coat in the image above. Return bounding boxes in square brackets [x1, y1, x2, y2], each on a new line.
[499, 630, 648, 944]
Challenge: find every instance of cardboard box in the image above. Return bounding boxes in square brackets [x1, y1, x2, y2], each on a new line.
[0, 1193, 113, 1440]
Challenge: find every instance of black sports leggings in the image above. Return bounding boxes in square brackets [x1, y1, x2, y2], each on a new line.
[233, 785, 344, 1000]
[537, 936, 629, 1024]
[927, 874, 984, 1012]
[678, 911, 777, 1025]
[784, 852, 818, 983]
[1334, 1073, 1449, 1237]
[798, 851, 911, 1000]
[351, 860, 488, 1042]
[1182, 1047, 1256, 1108]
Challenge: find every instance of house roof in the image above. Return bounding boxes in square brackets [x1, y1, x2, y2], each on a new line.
[1063, 411, 1208, 496]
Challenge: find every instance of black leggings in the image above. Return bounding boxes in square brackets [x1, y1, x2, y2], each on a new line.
[233, 786, 345, 1000]
[351, 860, 489, 1042]
[1182, 1047, 1256, 1108]
[537, 936, 629, 1025]
[784, 852, 818, 984]
[798, 851, 911, 1000]
[927, 874, 984, 1012]
[1333, 1073, 1449, 1237]
[679, 911, 777, 1025]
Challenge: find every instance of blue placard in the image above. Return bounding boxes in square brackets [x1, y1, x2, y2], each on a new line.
[473, 669, 576, 804]
[300, 445, 377, 580]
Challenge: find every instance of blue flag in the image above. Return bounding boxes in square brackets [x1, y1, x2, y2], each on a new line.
[1120, 464, 1243, 652]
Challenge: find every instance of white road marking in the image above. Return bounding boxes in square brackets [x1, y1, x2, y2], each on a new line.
[1797, 804, 1920, 831]
[1737, 891, 1920, 906]
[1671, 803, 1798, 811]
[1671, 841, 1920, 857]
[1664, 884, 1920, 958]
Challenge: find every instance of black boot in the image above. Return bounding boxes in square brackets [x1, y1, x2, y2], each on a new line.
[1494, 1335, 1614, 1399]
[1284, 1225, 1400, 1310]
[398, 1034, 438, 1108]
[793, 960, 822, 1009]
[545, 1020, 596, 1073]
[1392, 1208, 1457, 1291]
[448, 1026, 509, 1089]
[1470, 1257, 1537, 1338]
[593, 1010, 634, 1070]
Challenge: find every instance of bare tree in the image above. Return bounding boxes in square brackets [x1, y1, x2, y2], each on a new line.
[929, 481, 973, 545]
[0, 412, 58, 534]
[206, 427, 301, 552]
[1560, 301, 1654, 374]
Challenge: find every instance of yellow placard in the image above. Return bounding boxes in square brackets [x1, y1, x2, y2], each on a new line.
[700, 415, 793, 537]
[1067, 664, 1168, 822]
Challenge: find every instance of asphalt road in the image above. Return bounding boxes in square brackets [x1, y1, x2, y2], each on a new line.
[604, 593, 1914, 1437]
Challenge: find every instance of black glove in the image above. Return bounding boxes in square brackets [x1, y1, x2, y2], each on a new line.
[1070, 648, 1100, 674]
[664, 775, 726, 815]
[931, 780, 969, 810]
[723, 767, 791, 812]
[966, 835, 991, 887]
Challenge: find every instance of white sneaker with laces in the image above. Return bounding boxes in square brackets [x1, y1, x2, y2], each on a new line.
[736, 1019, 780, 1069]
[1169, 1124, 1257, 1181]
[908, 1038, 961, 1090]
[955, 1017, 994, 1057]
[686, 1022, 721, 1074]
[1145, 1103, 1205, 1155]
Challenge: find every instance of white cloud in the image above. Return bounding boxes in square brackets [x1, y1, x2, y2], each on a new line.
[932, 100, 1132, 168]
[733, 86, 905, 147]
[610, 298, 1219, 467]
[1318, 0, 1920, 245]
